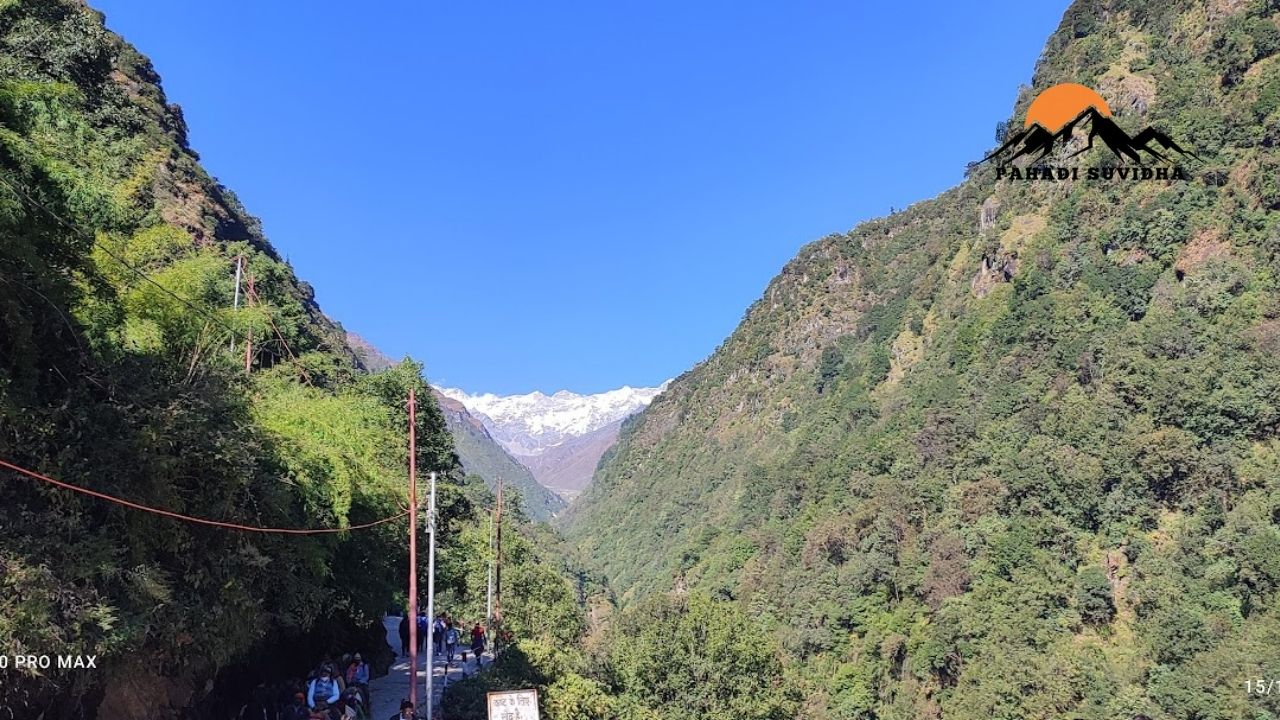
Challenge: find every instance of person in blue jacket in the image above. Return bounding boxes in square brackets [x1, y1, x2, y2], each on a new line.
[345, 653, 371, 711]
[307, 664, 341, 710]
[416, 610, 430, 652]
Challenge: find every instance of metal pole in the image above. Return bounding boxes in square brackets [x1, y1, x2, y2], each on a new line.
[494, 481, 503, 652]
[407, 390, 418, 709]
[486, 512, 494, 628]
[426, 471, 437, 720]
[243, 273, 254, 374]
[230, 256, 242, 352]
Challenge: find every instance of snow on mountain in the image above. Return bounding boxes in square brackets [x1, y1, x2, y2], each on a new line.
[436, 383, 668, 457]
[435, 382, 669, 498]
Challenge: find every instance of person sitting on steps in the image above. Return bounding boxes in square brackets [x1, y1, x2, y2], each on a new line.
[346, 653, 370, 707]
[283, 692, 309, 720]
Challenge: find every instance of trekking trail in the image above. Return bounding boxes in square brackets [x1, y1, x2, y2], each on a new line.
[368, 616, 491, 718]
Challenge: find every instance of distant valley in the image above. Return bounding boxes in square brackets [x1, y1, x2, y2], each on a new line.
[349, 333, 664, 508]
[439, 384, 666, 500]
[345, 333, 561, 518]
[430, 389, 566, 520]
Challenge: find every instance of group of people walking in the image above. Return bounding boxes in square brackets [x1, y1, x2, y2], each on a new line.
[236, 611, 497, 720]
[298, 653, 371, 719]
[237, 652, 371, 720]
[397, 610, 488, 665]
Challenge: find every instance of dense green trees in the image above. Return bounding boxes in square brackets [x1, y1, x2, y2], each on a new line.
[442, 590, 796, 720]
[1075, 567, 1115, 626]
[566, 1, 1280, 717]
[603, 593, 796, 720]
[0, 2, 553, 716]
[16, 0, 1280, 716]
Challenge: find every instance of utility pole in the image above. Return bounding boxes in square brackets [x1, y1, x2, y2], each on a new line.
[486, 511, 494, 628]
[425, 470, 437, 720]
[230, 255, 242, 352]
[494, 480, 503, 650]
[407, 389, 418, 709]
[243, 272, 255, 374]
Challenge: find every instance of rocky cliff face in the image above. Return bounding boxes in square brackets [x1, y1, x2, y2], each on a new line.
[346, 332, 398, 372]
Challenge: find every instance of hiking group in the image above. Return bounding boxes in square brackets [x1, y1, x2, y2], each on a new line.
[397, 610, 488, 666]
[239, 652, 371, 720]
[239, 612, 492, 719]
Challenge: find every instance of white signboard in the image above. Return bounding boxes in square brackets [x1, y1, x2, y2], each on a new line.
[487, 689, 540, 720]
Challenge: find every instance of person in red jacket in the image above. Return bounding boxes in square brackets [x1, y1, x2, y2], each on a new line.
[470, 622, 486, 663]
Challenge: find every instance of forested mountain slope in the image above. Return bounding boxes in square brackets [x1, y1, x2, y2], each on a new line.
[567, 1, 1280, 716]
[433, 388, 567, 521]
[0, 2, 576, 717]
[345, 333, 566, 520]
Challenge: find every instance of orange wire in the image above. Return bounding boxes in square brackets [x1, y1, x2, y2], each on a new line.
[0, 457, 406, 535]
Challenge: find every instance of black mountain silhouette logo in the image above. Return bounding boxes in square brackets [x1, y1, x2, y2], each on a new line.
[984, 106, 1197, 167]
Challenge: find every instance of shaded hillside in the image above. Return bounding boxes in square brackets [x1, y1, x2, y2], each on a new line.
[567, 1, 1280, 717]
[433, 389, 567, 521]
[0, 1, 540, 716]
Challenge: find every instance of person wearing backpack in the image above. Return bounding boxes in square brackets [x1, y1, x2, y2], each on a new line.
[444, 622, 460, 663]
[432, 614, 445, 656]
[416, 610, 430, 652]
[307, 664, 341, 710]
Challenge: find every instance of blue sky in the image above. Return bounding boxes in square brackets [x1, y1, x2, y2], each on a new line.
[93, 1, 1069, 394]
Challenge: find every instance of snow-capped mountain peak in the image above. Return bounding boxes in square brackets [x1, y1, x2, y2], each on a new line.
[436, 382, 669, 457]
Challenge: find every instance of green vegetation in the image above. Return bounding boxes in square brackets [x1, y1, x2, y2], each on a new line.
[15, 0, 1280, 718]
[566, 1, 1280, 717]
[442, 589, 796, 720]
[0, 1, 573, 716]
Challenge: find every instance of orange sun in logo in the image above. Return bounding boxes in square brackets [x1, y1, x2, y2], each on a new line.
[1024, 83, 1112, 132]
